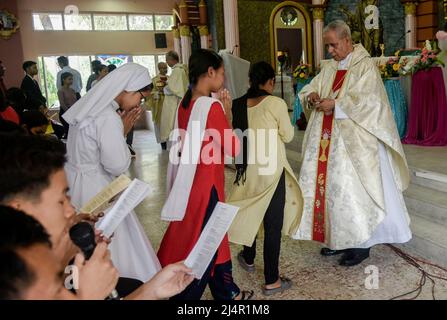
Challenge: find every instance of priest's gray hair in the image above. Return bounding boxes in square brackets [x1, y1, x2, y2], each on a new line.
[166, 50, 180, 62]
[323, 20, 352, 40]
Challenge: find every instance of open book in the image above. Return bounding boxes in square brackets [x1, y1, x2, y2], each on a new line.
[80, 175, 132, 217]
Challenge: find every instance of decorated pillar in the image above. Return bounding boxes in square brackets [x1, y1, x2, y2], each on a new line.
[198, 25, 210, 49]
[223, 0, 240, 56]
[172, 26, 182, 63]
[403, 2, 417, 48]
[312, 1, 325, 70]
[198, 0, 209, 49]
[180, 24, 192, 65]
[179, 0, 189, 25]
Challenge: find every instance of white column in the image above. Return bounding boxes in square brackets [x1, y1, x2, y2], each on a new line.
[404, 2, 417, 48]
[173, 28, 182, 63]
[199, 25, 209, 49]
[179, 25, 192, 65]
[312, 1, 325, 69]
[223, 0, 240, 56]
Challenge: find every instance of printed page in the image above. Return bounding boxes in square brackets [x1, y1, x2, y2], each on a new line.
[97, 179, 151, 238]
[185, 202, 239, 279]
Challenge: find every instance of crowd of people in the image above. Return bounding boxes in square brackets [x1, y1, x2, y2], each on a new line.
[0, 20, 412, 300]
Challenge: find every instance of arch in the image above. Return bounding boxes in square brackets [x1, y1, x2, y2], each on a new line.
[269, 1, 313, 71]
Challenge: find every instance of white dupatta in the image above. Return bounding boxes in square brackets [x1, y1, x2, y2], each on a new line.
[161, 96, 224, 221]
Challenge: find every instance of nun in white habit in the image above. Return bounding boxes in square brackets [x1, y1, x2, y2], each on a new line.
[63, 63, 161, 283]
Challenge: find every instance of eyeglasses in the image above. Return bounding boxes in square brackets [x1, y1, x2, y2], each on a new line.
[138, 90, 146, 104]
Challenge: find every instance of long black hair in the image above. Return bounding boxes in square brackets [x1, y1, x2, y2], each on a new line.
[247, 61, 275, 97]
[182, 49, 223, 109]
[232, 61, 275, 185]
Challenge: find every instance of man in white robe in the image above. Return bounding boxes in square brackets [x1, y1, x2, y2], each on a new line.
[161, 51, 188, 149]
[295, 21, 412, 266]
[63, 63, 161, 282]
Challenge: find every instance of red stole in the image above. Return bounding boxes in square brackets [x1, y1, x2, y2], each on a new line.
[312, 70, 347, 242]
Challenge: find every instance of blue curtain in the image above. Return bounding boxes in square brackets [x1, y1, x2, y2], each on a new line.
[292, 78, 313, 126]
[383, 78, 408, 139]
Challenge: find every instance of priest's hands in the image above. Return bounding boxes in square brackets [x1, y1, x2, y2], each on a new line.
[120, 107, 143, 136]
[315, 98, 335, 115]
[307, 92, 321, 105]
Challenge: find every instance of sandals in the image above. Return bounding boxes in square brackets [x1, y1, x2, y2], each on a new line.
[238, 290, 255, 300]
[262, 276, 292, 296]
[237, 251, 255, 273]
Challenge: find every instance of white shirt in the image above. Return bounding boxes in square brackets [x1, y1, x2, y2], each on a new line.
[57, 66, 83, 94]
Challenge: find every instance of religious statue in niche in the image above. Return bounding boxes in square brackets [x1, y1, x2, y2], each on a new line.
[339, 0, 384, 57]
[0, 10, 20, 40]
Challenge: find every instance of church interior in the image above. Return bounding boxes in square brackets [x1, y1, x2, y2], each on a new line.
[1, 0, 447, 301]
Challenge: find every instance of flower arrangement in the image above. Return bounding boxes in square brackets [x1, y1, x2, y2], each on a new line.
[379, 56, 409, 79]
[411, 47, 445, 73]
[293, 63, 312, 82]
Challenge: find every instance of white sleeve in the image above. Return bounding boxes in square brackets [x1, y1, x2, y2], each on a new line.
[163, 86, 173, 96]
[334, 101, 349, 120]
[97, 113, 131, 176]
[56, 71, 62, 91]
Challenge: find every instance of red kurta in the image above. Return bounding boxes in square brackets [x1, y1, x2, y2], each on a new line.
[158, 99, 240, 267]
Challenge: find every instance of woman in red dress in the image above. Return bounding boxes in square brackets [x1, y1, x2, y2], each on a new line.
[157, 49, 253, 300]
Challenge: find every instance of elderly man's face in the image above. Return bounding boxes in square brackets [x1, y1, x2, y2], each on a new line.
[324, 30, 353, 61]
[158, 63, 168, 76]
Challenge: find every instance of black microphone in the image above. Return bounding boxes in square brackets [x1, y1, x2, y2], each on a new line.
[396, 30, 411, 50]
[69, 222, 119, 300]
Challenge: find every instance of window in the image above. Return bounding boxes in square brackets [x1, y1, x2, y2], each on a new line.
[33, 13, 63, 31]
[154, 15, 174, 31]
[67, 56, 94, 95]
[39, 54, 167, 108]
[97, 55, 130, 67]
[129, 14, 154, 31]
[38, 56, 60, 108]
[93, 14, 127, 31]
[133, 56, 157, 78]
[64, 13, 93, 30]
[32, 12, 173, 32]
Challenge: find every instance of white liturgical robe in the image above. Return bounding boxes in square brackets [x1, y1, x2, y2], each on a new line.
[295, 45, 412, 249]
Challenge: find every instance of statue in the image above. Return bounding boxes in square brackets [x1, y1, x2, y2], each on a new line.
[339, 0, 384, 57]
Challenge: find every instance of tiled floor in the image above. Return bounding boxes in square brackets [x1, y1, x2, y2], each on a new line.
[129, 130, 447, 300]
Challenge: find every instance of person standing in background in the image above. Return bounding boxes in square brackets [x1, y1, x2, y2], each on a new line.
[86, 60, 102, 92]
[56, 56, 83, 100]
[0, 61, 7, 97]
[145, 62, 169, 149]
[20, 61, 46, 111]
[160, 51, 188, 150]
[90, 64, 109, 88]
[57, 72, 78, 138]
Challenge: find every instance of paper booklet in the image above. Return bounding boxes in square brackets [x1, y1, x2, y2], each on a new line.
[80, 175, 132, 217]
[185, 202, 240, 279]
[96, 178, 151, 238]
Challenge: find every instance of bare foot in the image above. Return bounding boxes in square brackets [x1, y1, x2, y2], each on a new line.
[265, 278, 281, 290]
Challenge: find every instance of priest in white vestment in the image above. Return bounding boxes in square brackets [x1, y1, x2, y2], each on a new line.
[295, 21, 412, 266]
[160, 51, 188, 148]
[63, 63, 161, 282]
